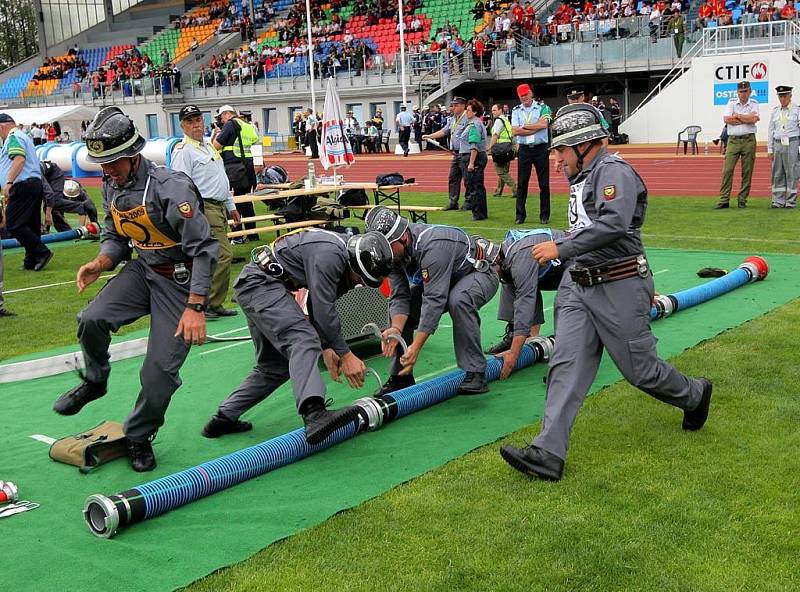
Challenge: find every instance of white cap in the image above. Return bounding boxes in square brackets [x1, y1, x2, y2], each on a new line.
[217, 104, 237, 117]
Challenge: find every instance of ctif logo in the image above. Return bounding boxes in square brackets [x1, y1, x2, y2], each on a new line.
[714, 61, 769, 80]
[751, 62, 767, 80]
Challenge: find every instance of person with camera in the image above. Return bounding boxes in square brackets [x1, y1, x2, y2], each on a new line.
[212, 104, 259, 242]
[488, 103, 517, 197]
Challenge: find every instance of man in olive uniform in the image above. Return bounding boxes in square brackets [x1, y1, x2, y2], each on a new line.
[488, 103, 517, 197]
[668, 12, 686, 58]
[767, 85, 799, 209]
[52, 107, 219, 472]
[366, 206, 500, 395]
[202, 229, 394, 445]
[716, 80, 759, 209]
[422, 96, 470, 211]
[500, 104, 712, 481]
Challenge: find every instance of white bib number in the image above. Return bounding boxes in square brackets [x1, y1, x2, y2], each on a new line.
[568, 179, 592, 232]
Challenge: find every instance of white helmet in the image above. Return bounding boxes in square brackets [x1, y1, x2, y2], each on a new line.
[63, 179, 82, 199]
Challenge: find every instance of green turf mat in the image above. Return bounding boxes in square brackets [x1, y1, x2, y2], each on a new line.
[1, 248, 798, 592]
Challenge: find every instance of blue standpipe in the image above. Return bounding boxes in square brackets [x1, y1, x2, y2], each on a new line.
[83, 256, 769, 538]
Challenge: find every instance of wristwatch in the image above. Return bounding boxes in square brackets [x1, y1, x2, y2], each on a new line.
[186, 302, 207, 313]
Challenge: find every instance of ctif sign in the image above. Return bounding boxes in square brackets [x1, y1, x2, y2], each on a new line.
[712, 61, 769, 106]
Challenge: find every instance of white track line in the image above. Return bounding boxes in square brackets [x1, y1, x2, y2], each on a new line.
[209, 325, 249, 337]
[199, 340, 252, 356]
[653, 269, 669, 275]
[5, 274, 116, 294]
[29, 434, 57, 445]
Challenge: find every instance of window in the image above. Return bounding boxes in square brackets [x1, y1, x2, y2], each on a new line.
[145, 114, 159, 139]
[262, 108, 276, 132]
[289, 106, 304, 128]
[369, 103, 386, 119]
[346, 104, 364, 124]
[169, 112, 182, 137]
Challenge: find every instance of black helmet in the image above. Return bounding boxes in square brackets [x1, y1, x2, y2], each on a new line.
[550, 103, 608, 149]
[364, 205, 409, 242]
[347, 231, 394, 288]
[265, 165, 289, 184]
[84, 106, 146, 164]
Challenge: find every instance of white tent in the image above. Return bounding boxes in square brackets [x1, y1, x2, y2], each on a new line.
[1, 105, 97, 140]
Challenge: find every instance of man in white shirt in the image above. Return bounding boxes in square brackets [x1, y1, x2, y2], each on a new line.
[170, 105, 241, 317]
[716, 80, 760, 209]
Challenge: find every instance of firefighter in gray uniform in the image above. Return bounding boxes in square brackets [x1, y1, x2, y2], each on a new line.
[201, 229, 395, 445]
[422, 96, 470, 211]
[52, 107, 219, 472]
[366, 206, 500, 395]
[500, 104, 713, 481]
[486, 228, 568, 380]
[767, 85, 800, 209]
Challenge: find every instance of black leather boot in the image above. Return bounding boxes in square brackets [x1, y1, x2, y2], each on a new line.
[127, 439, 157, 472]
[301, 398, 360, 445]
[500, 444, 564, 481]
[377, 374, 416, 397]
[458, 371, 489, 395]
[53, 380, 107, 416]
[201, 413, 253, 438]
[485, 324, 513, 355]
[683, 378, 712, 431]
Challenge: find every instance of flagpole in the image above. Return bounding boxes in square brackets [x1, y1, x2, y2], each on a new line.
[306, 0, 316, 112]
[398, 0, 407, 106]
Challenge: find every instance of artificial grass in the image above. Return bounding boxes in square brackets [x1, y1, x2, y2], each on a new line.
[1, 249, 798, 592]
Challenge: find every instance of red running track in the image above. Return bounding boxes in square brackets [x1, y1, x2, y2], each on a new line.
[78, 149, 773, 198]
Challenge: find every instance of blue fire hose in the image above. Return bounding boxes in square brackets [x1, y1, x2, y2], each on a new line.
[83, 256, 769, 538]
[1, 224, 99, 249]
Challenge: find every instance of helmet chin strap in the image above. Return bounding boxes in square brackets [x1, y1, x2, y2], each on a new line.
[106, 155, 141, 189]
[570, 142, 594, 174]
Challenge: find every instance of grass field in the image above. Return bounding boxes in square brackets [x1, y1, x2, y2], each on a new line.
[2, 188, 799, 591]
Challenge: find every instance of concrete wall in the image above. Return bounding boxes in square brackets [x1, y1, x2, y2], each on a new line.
[621, 50, 800, 144]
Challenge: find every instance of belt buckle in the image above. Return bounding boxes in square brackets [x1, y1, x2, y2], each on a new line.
[572, 267, 593, 286]
[173, 263, 190, 285]
[636, 255, 648, 278]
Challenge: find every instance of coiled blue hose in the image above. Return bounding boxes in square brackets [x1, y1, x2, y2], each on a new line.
[84, 257, 767, 538]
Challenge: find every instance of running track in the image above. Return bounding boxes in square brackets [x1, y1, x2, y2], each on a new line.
[78, 145, 773, 198]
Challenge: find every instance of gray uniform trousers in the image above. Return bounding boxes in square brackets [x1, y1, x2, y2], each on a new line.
[0, 240, 5, 310]
[77, 259, 191, 442]
[217, 273, 325, 420]
[392, 269, 499, 375]
[771, 139, 799, 207]
[496, 267, 564, 328]
[533, 272, 705, 460]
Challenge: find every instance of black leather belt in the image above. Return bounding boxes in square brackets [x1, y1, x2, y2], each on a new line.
[569, 255, 649, 287]
[150, 262, 192, 284]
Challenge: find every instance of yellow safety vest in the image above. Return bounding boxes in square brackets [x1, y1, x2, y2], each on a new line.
[220, 118, 259, 159]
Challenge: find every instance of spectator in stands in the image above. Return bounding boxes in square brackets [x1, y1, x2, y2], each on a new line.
[0, 113, 52, 272]
[668, 11, 686, 57]
[191, 37, 200, 51]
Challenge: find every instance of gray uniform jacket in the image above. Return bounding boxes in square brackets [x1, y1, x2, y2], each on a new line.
[555, 148, 647, 267]
[388, 222, 476, 334]
[236, 230, 354, 356]
[457, 118, 488, 155]
[99, 157, 218, 296]
[440, 113, 469, 152]
[501, 229, 567, 336]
